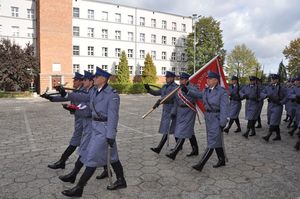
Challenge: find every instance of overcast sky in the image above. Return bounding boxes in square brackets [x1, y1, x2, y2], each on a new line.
[102, 0, 300, 74]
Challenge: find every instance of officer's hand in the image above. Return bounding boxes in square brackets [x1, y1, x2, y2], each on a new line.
[220, 126, 225, 131]
[107, 138, 115, 147]
[153, 99, 161, 109]
[144, 84, 150, 91]
[57, 86, 66, 97]
[171, 113, 176, 119]
[180, 84, 188, 94]
[244, 95, 249, 100]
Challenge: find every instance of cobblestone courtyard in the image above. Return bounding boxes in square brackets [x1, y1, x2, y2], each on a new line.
[0, 95, 299, 199]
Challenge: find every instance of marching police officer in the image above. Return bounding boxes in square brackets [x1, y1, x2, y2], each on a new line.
[223, 75, 242, 133]
[189, 71, 229, 171]
[46, 72, 84, 170]
[59, 67, 126, 197]
[260, 74, 287, 142]
[144, 71, 178, 154]
[165, 72, 200, 160]
[285, 79, 297, 129]
[239, 76, 261, 138]
[288, 78, 299, 135]
[255, 78, 264, 128]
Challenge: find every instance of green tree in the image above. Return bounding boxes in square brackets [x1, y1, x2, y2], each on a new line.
[186, 16, 225, 74]
[278, 61, 287, 82]
[226, 44, 261, 84]
[142, 53, 157, 83]
[0, 39, 39, 91]
[116, 51, 130, 83]
[283, 37, 300, 77]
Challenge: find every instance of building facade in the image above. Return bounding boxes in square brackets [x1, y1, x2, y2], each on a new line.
[0, 0, 192, 92]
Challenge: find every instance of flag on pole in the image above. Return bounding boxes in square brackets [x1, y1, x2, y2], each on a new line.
[189, 55, 229, 113]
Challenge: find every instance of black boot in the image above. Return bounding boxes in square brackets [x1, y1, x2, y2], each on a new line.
[234, 118, 241, 133]
[263, 126, 274, 142]
[166, 139, 185, 160]
[187, 135, 199, 157]
[96, 166, 112, 180]
[192, 148, 214, 171]
[294, 140, 300, 151]
[48, 145, 77, 169]
[272, 126, 281, 141]
[62, 166, 96, 197]
[107, 161, 127, 190]
[242, 129, 250, 139]
[59, 157, 83, 183]
[223, 119, 234, 134]
[213, 148, 226, 168]
[255, 117, 262, 128]
[288, 124, 297, 136]
[249, 127, 256, 136]
[283, 115, 289, 122]
[150, 134, 167, 154]
[287, 119, 293, 128]
[172, 137, 183, 151]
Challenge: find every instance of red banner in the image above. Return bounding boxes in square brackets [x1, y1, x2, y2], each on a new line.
[189, 55, 228, 113]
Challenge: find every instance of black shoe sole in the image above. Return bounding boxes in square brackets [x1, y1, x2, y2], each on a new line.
[59, 176, 76, 183]
[165, 154, 175, 160]
[150, 148, 160, 154]
[192, 165, 203, 172]
[107, 184, 127, 190]
[48, 165, 65, 170]
[186, 153, 199, 157]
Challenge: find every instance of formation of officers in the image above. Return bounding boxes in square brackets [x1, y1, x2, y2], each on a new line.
[41, 67, 300, 197]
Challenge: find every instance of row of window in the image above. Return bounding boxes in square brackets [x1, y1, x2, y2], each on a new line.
[0, 25, 35, 38]
[10, 6, 35, 19]
[73, 64, 185, 75]
[73, 7, 187, 32]
[73, 46, 187, 61]
[73, 27, 186, 45]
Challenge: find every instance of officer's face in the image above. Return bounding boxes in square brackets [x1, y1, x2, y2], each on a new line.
[296, 80, 300, 86]
[231, 80, 237, 85]
[93, 76, 107, 87]
[166, 77, 174, 84]
[271, 79, 278, 84]
[73, 79, 82, 89]
[83, 79, 93, 89]
[207, 78, 218, 87]
[179, 78, 188, 85]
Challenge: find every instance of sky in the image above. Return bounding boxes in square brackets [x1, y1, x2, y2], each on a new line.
[101, 0, 300, 74]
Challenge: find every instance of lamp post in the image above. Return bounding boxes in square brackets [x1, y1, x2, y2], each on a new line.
[192, 14, 201, 74]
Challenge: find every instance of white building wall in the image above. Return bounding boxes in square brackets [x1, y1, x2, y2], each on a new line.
[72, 0, 192, 76]
[0, 0, 36, 48]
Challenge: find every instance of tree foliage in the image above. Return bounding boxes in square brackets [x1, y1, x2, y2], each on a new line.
[226, 44, 261, 84]
[283, 37, 300, 77]
[142, 53, 157, 83]
[116, 51, 130, 83]
[186, 16, 225, 74]
[0, 39, 39, 91]
[278, 61, 287, 82]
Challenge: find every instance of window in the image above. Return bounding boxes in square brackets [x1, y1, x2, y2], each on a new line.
[11, 7, 19, 17]
[115, 48, 121, 57]
[102, 65, 108, 71]
[115, 13, 121, 23]
[162, 20, 167, 29]
[161, 67, 166, 75]
[140, 17, 145, 26]
[128, 49, 133, 58]
[172, 22, 177, 31]
[172, 37, 176, 45]
[172, 67, 176, 73]
[73, 26, 80, 36]
[73, 7, 79, 18]
[180, 67, 186, 72]
[88, 46, 94, 56]
[88, 65, 94, 73]
[171, 52, 176, 61]
[129, 66, 133, 75]
[102, 47, 108, 57]
[151, 51, 156, 60]
[182, 38, 186, 46]
[114, 65, 119, 74]
[88, 9, 94, 19]
[27, 9, 34, 19]
[115, 31, 121, 40]
[73, 45, 80, 55]
[182, 23, 186, 32]
[151, 34, 156, 43]
[162, 51, 166, 60]
[102, 11, 108, 21]
[128, 32, 133, 41]
[73, 64, 80, 73]
[87, 28, 94, 38]
[12, 26, 19, 37]
[140, 33, 145, 42]
[27, 27, 34, 38]
[181, 53, 186, 61]
[151, 19, 156, 28]
[139, 66, 144, 75]
[102, 29, 108, 39]
[128, 15, 133, 24]
[140, 50, 145, 59]
[162, 36, 167, 44]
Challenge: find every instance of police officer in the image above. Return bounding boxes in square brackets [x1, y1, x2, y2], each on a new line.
[144, 71, 178, 154]
[189, 71, 229, 171]
[223, 75, 242, 133]
[59, 67, 126, 197]
[255, 78, 264, 128]
[288, 78, 299, 135]
[286, 78, 296, 129]
[165, 72, 199, 160]
[260, 74, 287, 142]
[239, 76, 261, 138]
[46, 72, 84, 169]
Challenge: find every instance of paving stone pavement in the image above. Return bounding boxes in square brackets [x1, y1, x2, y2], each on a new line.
[0, 95, 299, 199]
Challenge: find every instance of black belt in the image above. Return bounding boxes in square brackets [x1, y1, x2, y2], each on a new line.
[206, 110, 220, 113]
[93, 117, 107, 122]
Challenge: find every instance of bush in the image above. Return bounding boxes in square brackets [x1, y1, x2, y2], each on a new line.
[110, 83, 146, 94]
[0, 91, 33, 98]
